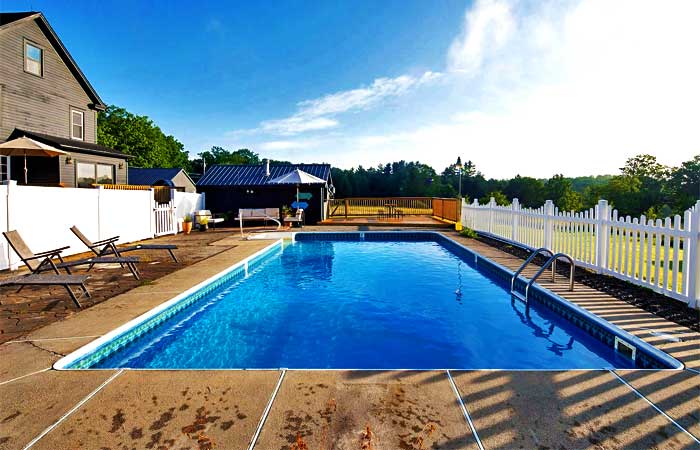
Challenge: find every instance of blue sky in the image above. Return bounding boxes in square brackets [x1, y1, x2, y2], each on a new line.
[3, 0, 699, 177]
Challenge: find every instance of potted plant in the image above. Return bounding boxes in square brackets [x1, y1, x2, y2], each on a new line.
[281, 205, 293, 229]
[182, 214, 193, 234]
[198, 216, 209, 231]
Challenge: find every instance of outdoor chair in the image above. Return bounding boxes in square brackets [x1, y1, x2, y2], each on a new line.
[3, 230, 141, 280]
[0, 273, 90, 308]
[283, 208, 305, 228]
[194, 210, 225, 229]
[70, 226, 178, 262]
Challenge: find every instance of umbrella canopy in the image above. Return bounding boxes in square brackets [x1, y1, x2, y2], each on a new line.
[0, 136, 68, 184]
[268, 168, 326, 185]
[268, 168, 326, 209]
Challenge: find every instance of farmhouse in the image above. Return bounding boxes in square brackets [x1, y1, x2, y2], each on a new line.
[0, 12, 130, 187]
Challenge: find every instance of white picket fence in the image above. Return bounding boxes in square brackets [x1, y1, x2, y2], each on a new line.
[0, 181, 204, 270]
[462, 197, 700, 308]
[154, 199, 176, 236]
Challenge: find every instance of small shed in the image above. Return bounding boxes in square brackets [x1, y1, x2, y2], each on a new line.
[128, 167, 196, 193]
[197, 162, 333, 224]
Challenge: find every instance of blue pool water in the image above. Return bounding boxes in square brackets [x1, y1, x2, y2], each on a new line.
[90, 237, 639, 369]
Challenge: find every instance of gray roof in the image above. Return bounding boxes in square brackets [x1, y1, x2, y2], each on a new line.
[128, 167, 193, 186]
[10, 129, 130, 159]
[197, 164, 331, 187]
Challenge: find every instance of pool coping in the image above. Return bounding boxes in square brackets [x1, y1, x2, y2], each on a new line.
[53, 231, 683, 371]
[52, 239, 284, 370]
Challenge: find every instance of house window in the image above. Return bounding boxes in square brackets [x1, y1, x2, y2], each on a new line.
[24, 41, 43, 76]
[76, 162, 95, 188]
[71, 109, 84, 140]
[96, 164, 114, 184]
[76, 162, 115, 188]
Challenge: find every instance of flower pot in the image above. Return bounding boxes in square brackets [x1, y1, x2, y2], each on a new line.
[182, 221, 193, 234]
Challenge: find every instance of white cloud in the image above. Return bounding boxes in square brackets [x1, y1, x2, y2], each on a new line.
[447, 0, 515, 75]
[223, 0, 700, 177]
[259, 139, 321, 151]
[260, 117, 339, 135]
[332, 0, 700, 177]
[238, 71, 442, 136]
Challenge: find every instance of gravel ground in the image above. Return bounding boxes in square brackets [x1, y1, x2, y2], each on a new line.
[478, 235, 700, 332]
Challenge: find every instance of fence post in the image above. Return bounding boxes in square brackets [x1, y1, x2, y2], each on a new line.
[4, 180, 18, 270]
[488, 197, 495, 234]
[688, 200, 700, 309]
[96, 185, 104, 240]
[543, 199, 554, 250]
[511, 198, 519, 242]
[595, 199, 610, 274]
[170, 188, 177, 235]
[344, 199, 348, 219]
[149, 188, 156, 238]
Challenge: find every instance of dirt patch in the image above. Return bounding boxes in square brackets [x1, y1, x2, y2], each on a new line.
[0, 229, 241, 343]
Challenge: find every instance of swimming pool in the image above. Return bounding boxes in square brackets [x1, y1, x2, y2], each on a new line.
[56, 232, 681, 370]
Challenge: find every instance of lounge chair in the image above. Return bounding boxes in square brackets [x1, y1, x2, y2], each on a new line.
[70, 226, 178, 262]
[3, 230, 141, 280]
[0, 273, 90, 308]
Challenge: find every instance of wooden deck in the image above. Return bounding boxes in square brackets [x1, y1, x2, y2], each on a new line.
[320, 214, 451, 227]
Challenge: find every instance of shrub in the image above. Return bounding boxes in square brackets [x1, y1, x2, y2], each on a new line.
[460, 227, 478, 239]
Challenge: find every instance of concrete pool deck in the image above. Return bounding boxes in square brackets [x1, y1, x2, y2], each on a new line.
[0, 229, 698, 449]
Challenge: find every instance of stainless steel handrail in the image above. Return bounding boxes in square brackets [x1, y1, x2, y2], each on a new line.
[510, 247, 554, 292]
[524, 253, 575, 302]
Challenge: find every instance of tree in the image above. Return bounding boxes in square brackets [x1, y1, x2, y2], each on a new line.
[480, 191, 509, 206]
[667, 155, 700, 212]
[545, 175, 583, 211]
[98, 105, 189, 169]
[505, 175, 545, 207]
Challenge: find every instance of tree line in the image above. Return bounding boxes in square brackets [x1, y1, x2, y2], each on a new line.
[331, 154, 699, 218]
[98, 104, 698, 218]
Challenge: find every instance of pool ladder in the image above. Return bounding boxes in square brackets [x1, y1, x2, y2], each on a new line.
[510, 247, 575, 304]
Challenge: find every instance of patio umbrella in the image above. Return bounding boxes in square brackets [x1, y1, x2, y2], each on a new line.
[268, 168, 326, 206]
[0, 136, 68, 184]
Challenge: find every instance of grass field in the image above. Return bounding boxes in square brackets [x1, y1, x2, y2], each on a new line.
[482, 223, 686, 292]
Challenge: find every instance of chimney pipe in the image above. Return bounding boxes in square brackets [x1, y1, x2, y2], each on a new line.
[265, 159, 270, 177]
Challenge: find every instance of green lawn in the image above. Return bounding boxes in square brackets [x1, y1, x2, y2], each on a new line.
[482, 223, 686, 292]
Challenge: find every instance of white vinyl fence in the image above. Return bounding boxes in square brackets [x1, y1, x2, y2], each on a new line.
[462, 197, 700, 308]
[0, 181, 204, 271]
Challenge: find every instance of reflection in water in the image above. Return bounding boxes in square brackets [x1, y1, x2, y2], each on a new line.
[282, 240, 335, 283]
[455, 260, 463, 304]
[510, 298, 575, 357]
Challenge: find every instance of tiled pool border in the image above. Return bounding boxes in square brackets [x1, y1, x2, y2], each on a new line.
[54, 239, 284, 370]
[55, 232, 682, 370]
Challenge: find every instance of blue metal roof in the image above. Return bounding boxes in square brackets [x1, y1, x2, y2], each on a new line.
[128, 167, 184, 186]
[197, 163, 331, 187]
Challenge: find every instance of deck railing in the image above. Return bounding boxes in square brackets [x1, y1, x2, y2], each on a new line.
[432, 197, 461, 222]
[328, 197, 461, 221]
[329, 197, 433, 217]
